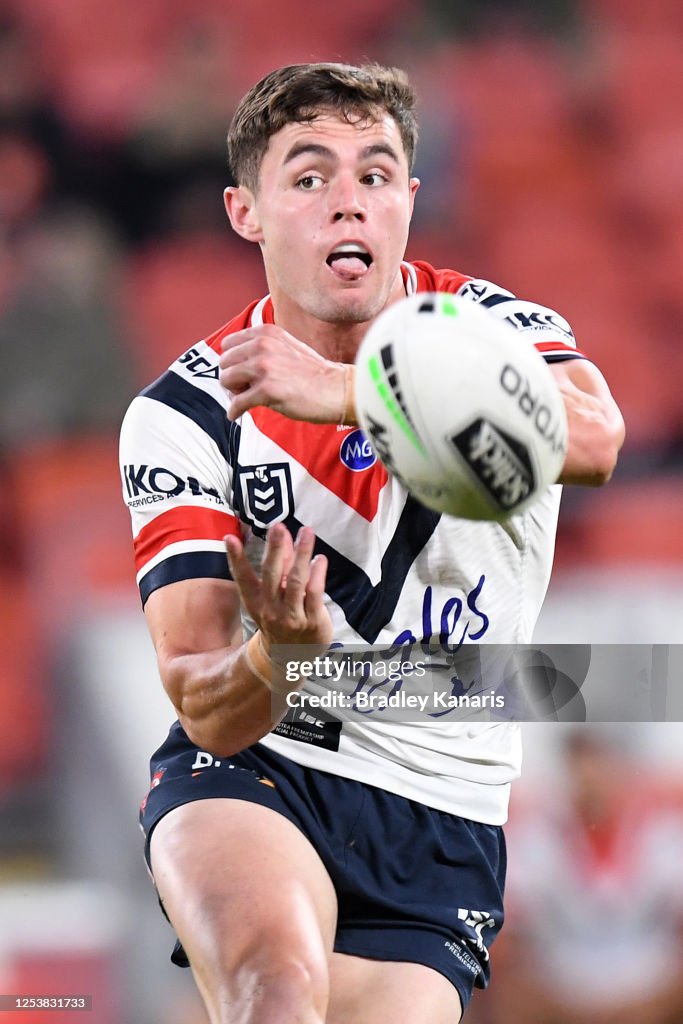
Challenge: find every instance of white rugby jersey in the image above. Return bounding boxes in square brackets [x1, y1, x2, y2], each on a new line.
[120, 260, 586, 824]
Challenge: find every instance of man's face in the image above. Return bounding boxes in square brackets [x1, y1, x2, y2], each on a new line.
[228, 111, 419, 326]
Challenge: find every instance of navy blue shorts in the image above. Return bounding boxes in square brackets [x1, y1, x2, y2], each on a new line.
[140, 721, 506, 1011]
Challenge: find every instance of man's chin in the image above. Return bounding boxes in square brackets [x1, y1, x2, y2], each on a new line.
[325, 307, 377, 326]
[317, 291, 388, 326]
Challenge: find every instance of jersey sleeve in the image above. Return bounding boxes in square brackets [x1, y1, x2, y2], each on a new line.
[453, 278, 586, 364]
[119, 355, 241, 606]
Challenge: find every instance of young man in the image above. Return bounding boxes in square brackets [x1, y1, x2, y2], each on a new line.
[120, 63, 624, 1024]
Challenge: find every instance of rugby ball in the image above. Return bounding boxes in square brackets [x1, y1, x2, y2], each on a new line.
[354, 292, 568, 521]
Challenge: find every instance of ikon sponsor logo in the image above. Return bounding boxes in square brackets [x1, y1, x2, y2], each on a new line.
[124, 464, 223, 506]
[503, 308, 574, 340]
[339, 429, 376, 471]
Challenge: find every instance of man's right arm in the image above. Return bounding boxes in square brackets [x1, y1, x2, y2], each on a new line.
[143, 523, 332, 757]
[144, 576, 276, 756]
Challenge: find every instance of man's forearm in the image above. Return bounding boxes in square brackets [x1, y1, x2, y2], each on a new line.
[162, 638, 290, 756]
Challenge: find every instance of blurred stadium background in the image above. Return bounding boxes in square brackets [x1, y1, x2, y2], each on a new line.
[0, 1, 682, 1021]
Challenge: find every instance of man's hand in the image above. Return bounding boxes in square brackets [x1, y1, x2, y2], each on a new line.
[219, 325, 351, 423]
[225, 522, 333, 659]
[551, 359, 625, 486]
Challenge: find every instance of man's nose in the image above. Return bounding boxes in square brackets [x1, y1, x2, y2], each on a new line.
[330, 176, 367, 222]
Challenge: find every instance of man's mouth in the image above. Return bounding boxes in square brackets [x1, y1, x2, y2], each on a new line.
[326, 243, 373, 280]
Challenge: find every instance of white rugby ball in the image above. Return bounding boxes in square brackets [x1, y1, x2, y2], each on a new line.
[354, 292, 568, 521]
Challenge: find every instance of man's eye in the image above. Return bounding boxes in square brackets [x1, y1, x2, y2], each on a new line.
[362, 172, 387, 186]
[297, 175, 324, 190]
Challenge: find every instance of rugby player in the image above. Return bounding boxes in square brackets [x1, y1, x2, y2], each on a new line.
[120, 62, 624, 1024]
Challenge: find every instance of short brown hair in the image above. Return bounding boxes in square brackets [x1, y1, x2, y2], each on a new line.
[227, 62, 419, 192]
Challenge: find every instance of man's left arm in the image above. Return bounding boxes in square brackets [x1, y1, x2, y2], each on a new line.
[217, 308, 626, 488]
[452, 278, 625, 489]
[550, 358, 625, 487]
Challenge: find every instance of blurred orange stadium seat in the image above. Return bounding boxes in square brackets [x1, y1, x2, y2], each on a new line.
[599, 30, 683, 138]
[585, 0, 683, 35]
[121, 233, 266, 383]
[166, 0, 415, 81]
[0, 572, 51, 793]
[578, 479, 683, 566]
[7, 435, 135, 629]
[449, 36, 583, 210]
[566, 304, 677, 453]
[484, 196, 621, 310]
[9, 0, 415, 135]
[611, 127, 683, 239]
[7, 0, 170, 137]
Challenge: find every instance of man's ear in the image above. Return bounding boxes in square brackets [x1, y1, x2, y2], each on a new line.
[224, 185, 263, 243]
[408, 177, 420, 220]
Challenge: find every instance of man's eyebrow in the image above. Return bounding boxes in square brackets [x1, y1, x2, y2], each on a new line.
[282, 141, 402, 166]
[283, 142, 336, 165]
[359, 143, 401, 164]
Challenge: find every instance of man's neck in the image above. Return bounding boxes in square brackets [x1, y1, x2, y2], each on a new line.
[268, 269, 408, 364]
[273, 309, 368, 363]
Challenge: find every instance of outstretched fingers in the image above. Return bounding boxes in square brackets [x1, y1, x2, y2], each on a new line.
[281, 527, 317, 613]
[261, 523, 295, 604]
[304, 553, 329, 619]
[226, 525, 332, 650]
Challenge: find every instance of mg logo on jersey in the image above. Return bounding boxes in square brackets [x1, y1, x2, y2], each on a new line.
[339, 428, 376, 472]
[237, 463, 293, 529]
[457, 909, 495, 961]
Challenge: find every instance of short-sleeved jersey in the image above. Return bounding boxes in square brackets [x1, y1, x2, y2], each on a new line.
[120, 260, 586, 824]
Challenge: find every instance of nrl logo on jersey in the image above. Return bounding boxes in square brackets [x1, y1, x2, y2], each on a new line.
[237, 463, 293, 529]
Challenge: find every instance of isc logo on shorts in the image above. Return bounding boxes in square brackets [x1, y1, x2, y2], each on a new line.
[339, 429, 376, 471]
